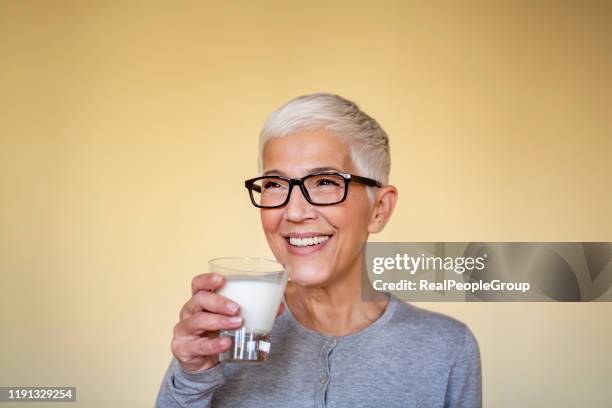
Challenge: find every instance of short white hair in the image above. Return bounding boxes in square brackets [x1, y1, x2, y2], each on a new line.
[258, 93, 391, 189]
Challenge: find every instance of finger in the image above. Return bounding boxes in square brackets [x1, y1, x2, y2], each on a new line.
[175, 312, 243, 337]
[189, 336, 232, 357]
[180, 290, 240, 320]
[276, 302, 285, 317]
[191, 273, 225, 295]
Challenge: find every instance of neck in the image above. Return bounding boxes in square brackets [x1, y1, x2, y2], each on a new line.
[285, 254, 389, 337]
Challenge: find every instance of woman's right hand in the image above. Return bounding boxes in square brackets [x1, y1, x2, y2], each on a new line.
[171, 273, 243, 373]
[171, 273, 286, 374]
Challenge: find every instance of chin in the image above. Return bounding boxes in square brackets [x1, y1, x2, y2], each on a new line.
[287, 263, 331, 287]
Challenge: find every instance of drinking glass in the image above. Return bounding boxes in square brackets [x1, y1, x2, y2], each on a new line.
[209, 257, 288, 363]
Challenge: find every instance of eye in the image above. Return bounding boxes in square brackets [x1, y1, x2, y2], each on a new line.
[262, 180, 284, 189]
[316, 177, 341, 187]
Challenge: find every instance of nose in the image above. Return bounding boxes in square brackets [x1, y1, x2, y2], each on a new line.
[284, 184, 316, 222]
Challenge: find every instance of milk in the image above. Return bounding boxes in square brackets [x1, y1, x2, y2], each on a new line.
[217, 278, 284, 334]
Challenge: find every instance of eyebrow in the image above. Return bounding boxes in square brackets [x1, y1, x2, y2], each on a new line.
[262, 167, 343, 177]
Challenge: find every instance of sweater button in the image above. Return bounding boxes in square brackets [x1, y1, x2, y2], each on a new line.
[320, 374, 329, 384]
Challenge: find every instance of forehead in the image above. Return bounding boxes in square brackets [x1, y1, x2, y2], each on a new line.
[262, 129, 352, 176]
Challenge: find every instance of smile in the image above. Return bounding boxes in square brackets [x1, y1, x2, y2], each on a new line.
[288, 235, 331, 247]
[283, 233, 334, 256]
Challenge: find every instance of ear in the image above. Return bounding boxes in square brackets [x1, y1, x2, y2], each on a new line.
[368, 185, 398, 234]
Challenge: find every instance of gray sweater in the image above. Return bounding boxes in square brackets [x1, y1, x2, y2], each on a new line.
[155, 299, 482, 407]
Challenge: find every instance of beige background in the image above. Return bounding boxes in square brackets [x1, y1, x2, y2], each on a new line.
[1, 1, 611, 407]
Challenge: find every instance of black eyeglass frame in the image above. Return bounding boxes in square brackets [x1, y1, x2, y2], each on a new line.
[244, 171, 383, 209]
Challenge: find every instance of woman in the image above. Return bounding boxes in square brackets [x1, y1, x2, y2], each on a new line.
[156, 93, 482, 407]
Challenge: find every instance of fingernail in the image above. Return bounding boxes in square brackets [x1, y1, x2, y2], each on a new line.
[228, 316, 242, 325]
[227, 302, 239, 313]
[212, 274, 222, 283]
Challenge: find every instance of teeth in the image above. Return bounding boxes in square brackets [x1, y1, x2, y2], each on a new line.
[289, 235, 330, 247]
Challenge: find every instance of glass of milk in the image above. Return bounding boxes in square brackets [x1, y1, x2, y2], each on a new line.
[209, 257, 288, 363]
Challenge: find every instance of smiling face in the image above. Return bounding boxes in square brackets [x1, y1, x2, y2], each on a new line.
[260, 129, 375, 288]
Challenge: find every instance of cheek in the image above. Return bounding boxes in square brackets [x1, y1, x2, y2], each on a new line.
[260, 209, 280, 233]
[334, 202, 371, 239]
[260, 210, 284, 255]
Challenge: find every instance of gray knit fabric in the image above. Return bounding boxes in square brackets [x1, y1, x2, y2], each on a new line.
[155, 298, 482, 407]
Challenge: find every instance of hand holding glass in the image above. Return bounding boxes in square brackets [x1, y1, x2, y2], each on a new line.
[210, 257, 289, 363]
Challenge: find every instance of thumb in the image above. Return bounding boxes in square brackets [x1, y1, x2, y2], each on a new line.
[276, 302, 286, 317]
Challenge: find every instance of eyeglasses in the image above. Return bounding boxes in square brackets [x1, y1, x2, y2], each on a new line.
[244, 171, 382, 208]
